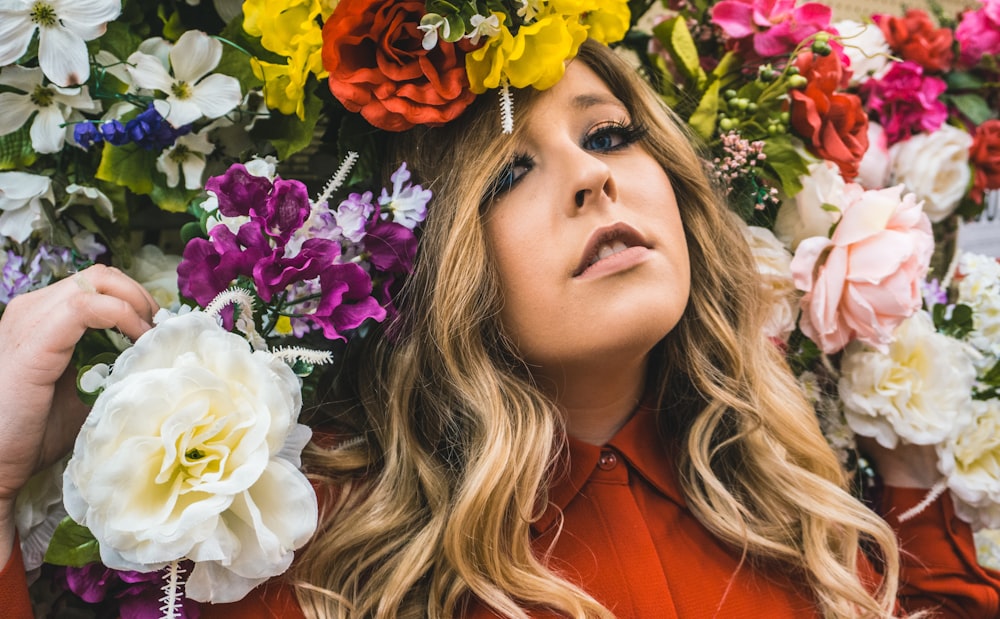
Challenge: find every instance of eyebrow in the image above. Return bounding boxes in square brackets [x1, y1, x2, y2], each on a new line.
[571, 93, 627, 111]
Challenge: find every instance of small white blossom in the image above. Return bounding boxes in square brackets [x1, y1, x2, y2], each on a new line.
[466, 13, 501, 46]
[127, 29, 242, 127]
[379, 163, 431, 230]
[157, 130, 215, 189]
[835, 20, 891, 86]
[0, 0, 121, 86]
[63, 183, 115, 221]
[418, 13, 450, 51]
[0, 65, 99, 153]
[0, 171, 54, 243]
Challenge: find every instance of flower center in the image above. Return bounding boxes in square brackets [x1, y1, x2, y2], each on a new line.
[30, 1, 58, 27]
[171, 81, 192, 100]
[30, 84, 55, 107]
[169, 144, 191, 163]
[185, 448, 206, 460]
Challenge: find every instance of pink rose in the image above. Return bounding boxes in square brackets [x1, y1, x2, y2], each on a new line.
[860, 61, 948, 145]
[791, 184, 933, 354]
[710, 0, 833, 60]
[956, 0, 1000, 67]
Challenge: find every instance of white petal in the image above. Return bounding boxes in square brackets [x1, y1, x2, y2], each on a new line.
[29, 106, 67, 153]
[0, 205, 42, 243]
[155, 97, 203, 127]
[170, 30, 222, 83]
[0, 171, 52, 202]
[38, 25, 90, 86]
[189, 74, 241, 119]
[0, 64, 42, 91]
[186, 561, 268, 604]
[126, 52, 175, 92]
[157, 150, 181, 188]
[0, 94, 36, 135]
[56, 0, 121, 35]
[180, 154, 206, 190]
[0, 11, 35, 66]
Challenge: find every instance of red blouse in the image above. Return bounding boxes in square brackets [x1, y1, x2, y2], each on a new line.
[3, 407, 998, 618]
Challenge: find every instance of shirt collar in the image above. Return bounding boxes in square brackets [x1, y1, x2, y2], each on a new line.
[532, 404, 686, 535]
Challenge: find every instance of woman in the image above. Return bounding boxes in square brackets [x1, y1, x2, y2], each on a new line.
[1, 40, 998, 618]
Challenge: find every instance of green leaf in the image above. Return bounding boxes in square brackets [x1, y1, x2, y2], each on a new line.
[97, 20, 144, 62]
[0, 125, 37, 170]
[44, 518, 101, 567]
[255, 88, 324, 160]
[761, 138, 810, 197]
[946, 71, 985, 91]
[945, 93, 997, 125]
[180, 220, 207, 244]
[652, 16, 706, 89]
[687, 80, 719, 140]
[97, 144, 157, 195]
[213, 16, 268, 91]
[150, 182, 200, 214]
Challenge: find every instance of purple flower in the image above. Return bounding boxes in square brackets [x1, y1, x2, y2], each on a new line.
[253, 238, 342, 302]
[255, 179, 311, 245]
[860, 61, 948, 145]
[206, 163, 273, 218]
[363, 218, 418, 315]
[100, 119, 129, 146]
[125, 104, 192, 150]
[74, 123, 103, 149]
[378, 163, 431, 230]
[1, 252, 32, 304]
[61, 563, 200, 619]
[922, 278, 950, 307]
[335, 191, 376, 243]
[178, 222, 273, 306]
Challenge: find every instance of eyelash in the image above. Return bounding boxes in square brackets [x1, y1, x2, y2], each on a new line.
[481, 119, 648, 206]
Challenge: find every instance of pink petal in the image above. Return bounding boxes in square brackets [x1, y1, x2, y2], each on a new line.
[711, 1, 757, 38]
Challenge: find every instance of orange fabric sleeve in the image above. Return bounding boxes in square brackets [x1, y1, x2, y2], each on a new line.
[0, 542, 35, 619]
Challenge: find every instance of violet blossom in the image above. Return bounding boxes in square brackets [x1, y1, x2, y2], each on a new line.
[335, 191, 376, 243]
[860, 61, 948, 145]
[61, 562, 200, 619]
[379, 163, 431, 230]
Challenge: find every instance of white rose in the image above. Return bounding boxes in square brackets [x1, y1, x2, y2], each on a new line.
[835, 20, 891, 86]
[939, 398, 1000, 529]
[126, 244, 183, 310]
[774, 161, 847, 251]
[857, 122, 891, 189]
[63, 310, 318, 603]
[957, 252, 1000, 358]
[889, 125, 973, 223]
[976, 529, 1000, 570]
[839, 311, 977, 448]
[743, 225, 798, 341]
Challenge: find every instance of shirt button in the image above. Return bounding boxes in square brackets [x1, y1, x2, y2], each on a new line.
[598, 450, 618, 471]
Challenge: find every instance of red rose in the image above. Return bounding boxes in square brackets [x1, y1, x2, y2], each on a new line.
[875, 9, 954, 73]
[970, 120, 1000, 204]
[788, 51, 869, 180]
[321, 0, 476, 131]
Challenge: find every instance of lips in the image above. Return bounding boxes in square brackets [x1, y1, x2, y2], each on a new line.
[573, 222, 650, 277]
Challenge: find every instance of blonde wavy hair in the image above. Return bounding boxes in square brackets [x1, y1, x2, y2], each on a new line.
[293, 40, 904, 619]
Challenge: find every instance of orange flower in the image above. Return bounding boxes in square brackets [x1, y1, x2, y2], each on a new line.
[970, 120, 1000, 204]
[875, 9, 954, 73]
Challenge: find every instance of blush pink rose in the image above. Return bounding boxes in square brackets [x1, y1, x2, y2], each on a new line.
[791, 184, 933, 354]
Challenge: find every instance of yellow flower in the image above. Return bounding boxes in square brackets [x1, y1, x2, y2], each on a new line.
[251, 46, 319, 119]
[546, 0, 631, 44]
[466, 12, 586, 93]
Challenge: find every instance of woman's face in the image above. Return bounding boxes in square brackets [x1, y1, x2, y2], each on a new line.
[483, 61, 691, 379]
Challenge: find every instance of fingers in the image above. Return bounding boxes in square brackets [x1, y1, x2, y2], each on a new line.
[68, 265, 159, 341]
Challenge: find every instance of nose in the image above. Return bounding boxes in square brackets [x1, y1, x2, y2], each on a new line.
[570, 151, 617, 211]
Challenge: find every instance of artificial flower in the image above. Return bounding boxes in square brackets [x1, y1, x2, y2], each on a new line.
[956, 252, 1000, 358]
[834, 20, 890, 86]
[62, 309, 318, 603]
[334, 192, 376, 243]
[157, 130, 216, 190]
[465, 12, 587, 92]
[710, 0, 833, 59]
[856, 122, 891, 189]
[179, 224, 272, 308]
[839, 311, 977, 449]
[970, 120, 1000, 205]
[860, 60, 948, 145]
[62, 183, 115, 223]
[0, 171, 54, 243]
[61, 561, 202, 619]
[126, 245, 184, 311]
[791, 184, 933, 354]
[788, 50, 868, 180]
[378, 162, 431, 229]
[743, 224, 798, 341]
[15, 459, 68, 572]
[888, 125, 972, 223]
[874, 9, 954, 73]
[0, 0, 121, 86]
[0, 65, 99, 153]
[956, 0, 1000, 67]
[322, 0, 475, 131]
[573, 0, 631, 44]
[939, 397, 1000, 529]
[127, 30, 242, 128]
[774, 161, 848, 251]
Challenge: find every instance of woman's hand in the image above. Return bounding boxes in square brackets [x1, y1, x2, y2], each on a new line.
[0, 265, 157, 561]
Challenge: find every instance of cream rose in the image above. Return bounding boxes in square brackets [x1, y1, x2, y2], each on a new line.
[63, 310, 318, 603]
[939, 398, 1000, 530]
[889, 125, 973, 223]
[774, 161, 847, 251]
[791, 184, 934, 354]
[835, 20, 892, 86]
[126, 244, 183, 310]
[743, 225, 799, 341]
[957, 252, 1000, 358]
[839, 312, 977, 449]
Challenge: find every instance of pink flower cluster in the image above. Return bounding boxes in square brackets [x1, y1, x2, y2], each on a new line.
[791, 184, 934, 354]
[860, 61, 948, 145]
[710, 0, 833, 59]
[956, 0, 1000, 67]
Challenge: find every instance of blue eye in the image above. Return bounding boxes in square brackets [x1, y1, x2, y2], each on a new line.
[583, 121, 647, 153]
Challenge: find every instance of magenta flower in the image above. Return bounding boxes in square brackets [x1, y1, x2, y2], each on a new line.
[206, 164, 272, 217]
[253, 238, 342, 302]
[178, 222, 273, 306]
[364, 217, 418, 316]
[711, 0, 833, 58]
[61, 563, 200, 619]
[956, 0, 1000, 67]
[860, 61, 948, 145]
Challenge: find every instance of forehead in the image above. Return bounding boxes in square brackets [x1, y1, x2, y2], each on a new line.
[525, 61, 629, 125]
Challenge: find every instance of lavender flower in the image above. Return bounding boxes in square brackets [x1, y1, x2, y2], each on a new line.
[378, 163, 431, 229]
[335, 191, 376, 243]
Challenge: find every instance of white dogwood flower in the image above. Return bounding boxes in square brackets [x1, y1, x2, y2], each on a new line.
[0, 171, 54, 243]
[157, 130, 215, 189]
[127, 29, 241, 128]
[0, 0, 121, 87]
[0, 65, 98, 153]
